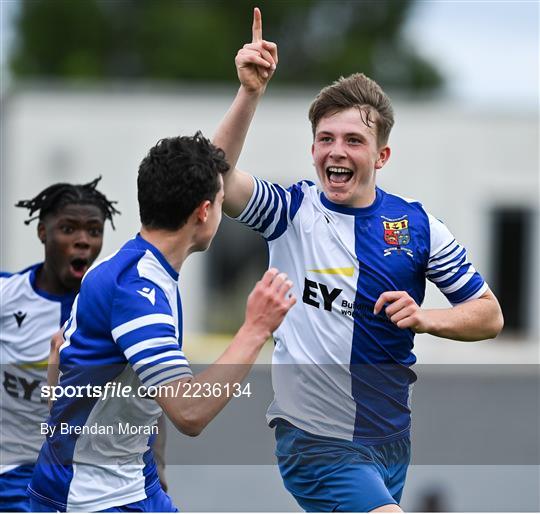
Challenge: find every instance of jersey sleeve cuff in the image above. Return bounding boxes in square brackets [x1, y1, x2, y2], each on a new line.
[451, 281, 489, 306]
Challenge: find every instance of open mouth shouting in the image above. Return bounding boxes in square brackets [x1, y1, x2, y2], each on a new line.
[326, 166, 354, 185]
[69, 257, 90, 280]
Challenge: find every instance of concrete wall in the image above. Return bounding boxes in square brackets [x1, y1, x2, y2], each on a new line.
[1, 84, 538, 361]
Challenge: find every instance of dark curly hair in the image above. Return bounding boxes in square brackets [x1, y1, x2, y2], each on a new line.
[16, 176, 120, 229]
[138, 132, 229, 230]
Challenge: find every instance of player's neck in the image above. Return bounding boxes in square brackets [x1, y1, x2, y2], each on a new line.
[35, 263, 73, 296]
[349, 186, 377, 208]
[139, 227, 190, 272]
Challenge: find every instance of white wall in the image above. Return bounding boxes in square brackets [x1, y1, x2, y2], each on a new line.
[1, 84, 538, 357]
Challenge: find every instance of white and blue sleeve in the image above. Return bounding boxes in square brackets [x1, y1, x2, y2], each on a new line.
[111, 280, 192, 388]
[234, 177, 309, 241]
[426, 213, 488, 305]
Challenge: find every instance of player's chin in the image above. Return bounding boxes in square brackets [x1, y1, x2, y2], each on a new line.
[324, 187, 353, 205]
[60, 270, 83, 291]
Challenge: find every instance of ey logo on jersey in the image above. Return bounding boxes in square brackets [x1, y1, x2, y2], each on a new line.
[303, 267, 353, 312]
[382, 216, 413, 257]
[137, 287, 156, 305]
[302, 275, 390, 323]
[3, 370, 46, 403]
[303, 278, 342, 312]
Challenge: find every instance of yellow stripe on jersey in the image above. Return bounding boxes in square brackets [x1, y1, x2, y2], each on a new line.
[308, 267, 355, 277]
[20, 359, 49, 369]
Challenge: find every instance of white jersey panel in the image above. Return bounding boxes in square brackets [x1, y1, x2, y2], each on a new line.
[266, 186, 359, 439]
[0, 268, 69, 472]
[0, 271, 59, 364]
[67, 366, 162, 511]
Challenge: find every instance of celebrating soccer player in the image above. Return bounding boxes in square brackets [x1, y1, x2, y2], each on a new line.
[27, 133, 295, 512]
[213, 8, 504, 512]
[0, 178, 119, 511]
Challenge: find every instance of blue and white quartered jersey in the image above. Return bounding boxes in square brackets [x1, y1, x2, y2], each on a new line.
[0, 264, 75, 474]
[235, 178, 487, 444]
[28, 235, 191, 512]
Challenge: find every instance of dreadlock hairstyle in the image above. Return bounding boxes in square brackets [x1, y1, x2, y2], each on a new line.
[15, 176, 120, 229]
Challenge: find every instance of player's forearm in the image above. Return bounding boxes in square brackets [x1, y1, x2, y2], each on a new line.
[421, 292, 504, 341]
[158, 323, 267, 436]
[159, 268, 294, 436]
[47, 331, 63, 409]
[152, 415, 166, 466]
[213, 85, 263, 175]
[152, 415, 168, 491]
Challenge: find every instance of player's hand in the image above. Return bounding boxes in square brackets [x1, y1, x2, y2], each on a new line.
[374, 291, 429, 333]
[235, 7, 278, 94]
[244, 268, 296, 338]
[49, 329, 64, 356]
[47, 330, 64, 410]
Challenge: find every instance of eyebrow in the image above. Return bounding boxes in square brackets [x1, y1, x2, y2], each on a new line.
[316, 130, 366, 139]
[57, 216, 104, 224]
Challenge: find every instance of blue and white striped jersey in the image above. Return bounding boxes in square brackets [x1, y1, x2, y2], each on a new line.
[0, 264, 75, 474]
[28, 235, 191, 512]
[235, 178, 487, 444]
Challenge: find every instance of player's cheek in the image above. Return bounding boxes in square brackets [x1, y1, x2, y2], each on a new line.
[91, 238, 103, 256]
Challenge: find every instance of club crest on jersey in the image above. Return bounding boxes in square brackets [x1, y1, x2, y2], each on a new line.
[381, 216, 413, 257]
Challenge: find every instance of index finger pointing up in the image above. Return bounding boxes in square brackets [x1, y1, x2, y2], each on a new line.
[252, 7, 262, 43]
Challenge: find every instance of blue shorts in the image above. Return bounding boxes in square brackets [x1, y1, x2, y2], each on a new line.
[29, 488, 178, 512]
[0, 464, 34, 512]
[275, 420, 411, 512]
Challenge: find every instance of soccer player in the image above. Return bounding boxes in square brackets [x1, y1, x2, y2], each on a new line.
[27, 133, 295, 512]
[212, 9, 504, 512]
[0, 178, 119, 511]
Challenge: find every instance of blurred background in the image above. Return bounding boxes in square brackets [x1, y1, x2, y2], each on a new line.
[1, 0, 538, 511]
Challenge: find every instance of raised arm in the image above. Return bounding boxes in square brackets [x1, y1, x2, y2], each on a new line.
[213, 7, 278, 217]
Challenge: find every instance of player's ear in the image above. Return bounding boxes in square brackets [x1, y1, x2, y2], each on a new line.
[375, 146, 391, 170]
[195, 200, 211, 223]
[37, 221, 46, 244]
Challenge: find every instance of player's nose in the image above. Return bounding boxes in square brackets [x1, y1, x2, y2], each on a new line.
[73, 230, 91, 249]
[329, 141, 346, 160]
